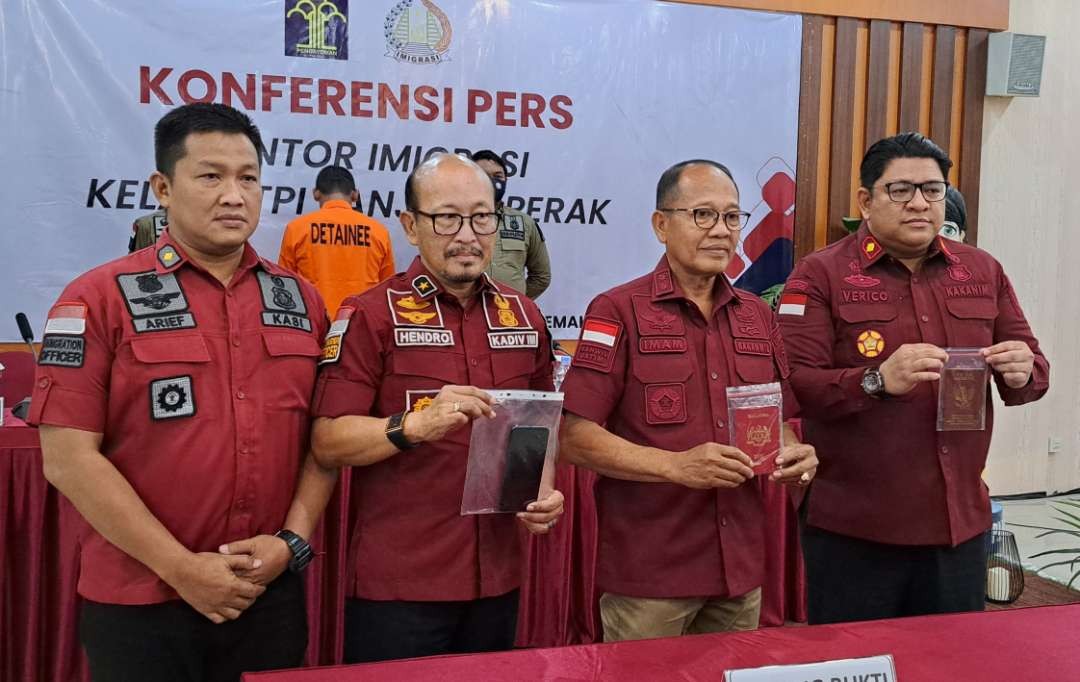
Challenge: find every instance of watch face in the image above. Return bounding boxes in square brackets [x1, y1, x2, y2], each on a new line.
[863, 371, 883, 394]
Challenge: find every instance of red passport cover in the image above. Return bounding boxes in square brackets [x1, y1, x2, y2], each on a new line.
[732, 405, 781, 476]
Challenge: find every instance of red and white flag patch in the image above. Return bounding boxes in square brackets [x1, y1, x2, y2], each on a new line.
[581, 318, 620, 347]
[44, 302, 87, 335]
[777, 293, 807, 317]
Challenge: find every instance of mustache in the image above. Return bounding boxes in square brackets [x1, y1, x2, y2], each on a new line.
[445, 246, 483, 258]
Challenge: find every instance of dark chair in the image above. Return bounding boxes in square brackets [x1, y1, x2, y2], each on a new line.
[0, 351, 36, 407]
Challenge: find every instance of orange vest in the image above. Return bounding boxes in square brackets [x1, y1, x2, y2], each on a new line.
[278, 199, 396, 316]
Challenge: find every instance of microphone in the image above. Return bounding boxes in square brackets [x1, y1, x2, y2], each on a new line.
[15, 312, 39, 361]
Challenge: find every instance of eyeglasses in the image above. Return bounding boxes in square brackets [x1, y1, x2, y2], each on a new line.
[658, 207, 751, 230]
[874, 181, 948, 203]
[412, 209, 502, 236]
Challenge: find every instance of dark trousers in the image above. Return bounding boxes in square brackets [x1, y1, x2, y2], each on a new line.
[802, 524, 987, 625]
[344, 590, 520, 664]
[80, 572, 307, 682]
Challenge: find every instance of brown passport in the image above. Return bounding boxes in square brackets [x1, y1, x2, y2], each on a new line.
[939, 366, 988, 431]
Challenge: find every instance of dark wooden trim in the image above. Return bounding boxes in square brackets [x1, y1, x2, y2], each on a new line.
[865, 20, 892, 146]
[899, 22, 924, 133]
[960, 28, 989, 245]
[794, 15, 825, 260]
[827, 17, 859, 245]
[930, 26, 957, 148]
[663, 0, 1009, 31]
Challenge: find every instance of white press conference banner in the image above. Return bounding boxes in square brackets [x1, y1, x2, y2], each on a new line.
[0, 0, 801, 340]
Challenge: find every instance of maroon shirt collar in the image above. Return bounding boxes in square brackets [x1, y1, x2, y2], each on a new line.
[856, 222, 951, 269]
[650, 254, 736, 312]
[403, 256, 498, 301]
[152, 230, 261, 277]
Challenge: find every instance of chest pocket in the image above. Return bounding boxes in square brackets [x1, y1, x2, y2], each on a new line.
[131, 334, 212, 365]
[734, 351, 777, 385]
[497, 236, 527, 270]
[944, 296, 997, 345]
[389, 349, 466, 386]
[260, 331, 322, 410]
[837, 304, 898, 364]
[631, 355, 693, 385]
[491, 351, 537, 388]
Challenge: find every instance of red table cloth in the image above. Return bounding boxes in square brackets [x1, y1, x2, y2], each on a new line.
[245, 604, 1080, 681]
[1, 412, 804, 681]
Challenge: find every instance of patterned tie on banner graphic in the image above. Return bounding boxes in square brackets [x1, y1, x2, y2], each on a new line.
[726, 157, 796, 295]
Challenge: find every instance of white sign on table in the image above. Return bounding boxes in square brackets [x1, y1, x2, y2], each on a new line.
[724, 654, 897, 682]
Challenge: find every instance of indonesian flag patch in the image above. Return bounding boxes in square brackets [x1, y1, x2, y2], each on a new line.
[573, 316, 622, 373]
[777, 293, 807, 317]
[44, 302, 87, 335]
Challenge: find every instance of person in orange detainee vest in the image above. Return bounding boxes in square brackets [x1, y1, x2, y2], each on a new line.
[278, 165, 395, 315]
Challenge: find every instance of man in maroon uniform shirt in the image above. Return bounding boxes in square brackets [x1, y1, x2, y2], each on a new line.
[559, 160, 817, 641]
[779, 132, 1048, 624]
[31, 103, 337, 680]
[310, 153, 563, 663]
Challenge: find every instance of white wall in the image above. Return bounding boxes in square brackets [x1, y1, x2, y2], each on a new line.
[981, 0, 1080, 495]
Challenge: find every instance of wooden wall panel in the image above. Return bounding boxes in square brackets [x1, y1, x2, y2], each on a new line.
[794, 15, 991, 253]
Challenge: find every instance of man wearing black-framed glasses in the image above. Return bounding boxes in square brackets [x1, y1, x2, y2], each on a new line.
[559, 159, 817, 642]
[310, 152, 564, 663]
[779, 132, 1048, 625]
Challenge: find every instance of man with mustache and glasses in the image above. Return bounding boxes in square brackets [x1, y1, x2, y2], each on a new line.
[779, 133, 1048, 624]
[558, 160, 817, 642]
[311, 153, 564, 663]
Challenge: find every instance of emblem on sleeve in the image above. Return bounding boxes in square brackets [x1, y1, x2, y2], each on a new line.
[857, 330, 885, 358]
[777, 293, 807, 317]
[38, 335, 85, 367]
[150, 375, 196, 420]
[573, 317, 622, 373]
[44, 301, 88, 336]
[319, 306, 355, 365]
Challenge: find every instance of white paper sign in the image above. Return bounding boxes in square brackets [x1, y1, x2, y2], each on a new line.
[724, 654, 897, 682]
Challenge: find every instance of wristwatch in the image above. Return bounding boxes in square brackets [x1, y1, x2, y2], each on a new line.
[861, 366, 887, 397]
[385, 411, 417, 450]
[274, 529, 314, 573]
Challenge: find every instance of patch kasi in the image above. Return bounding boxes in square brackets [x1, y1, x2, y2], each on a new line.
[488, 331, 539, 349]
[857, 329, 885, 358]
[394, 328, 454, 347]
[388, 289, 445, 328]
[44, 302, 87, 335]
[150, 375, 195, 420]
[257, 271, 311, 332]
[483, 291, 532, 331]
[645, 383, 687, 425]
[320, 306, 355, 365]
[639, 337, 687, 354]
[38, 335, 85, 367]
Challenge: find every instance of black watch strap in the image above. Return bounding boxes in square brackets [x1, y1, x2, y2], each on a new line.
[385, 411, 417, 450]
[274, 529, 314, 573]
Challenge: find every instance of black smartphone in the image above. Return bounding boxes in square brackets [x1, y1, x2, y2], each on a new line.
[498, 426, 550, 511]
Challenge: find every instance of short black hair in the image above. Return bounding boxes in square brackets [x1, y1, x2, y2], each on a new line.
[859, 132, 952, 190]
[656, 160, 739, 209]
[315, 165, 356, 196]
[154, 103, 263, 178]
[470, 149, 507, 173]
